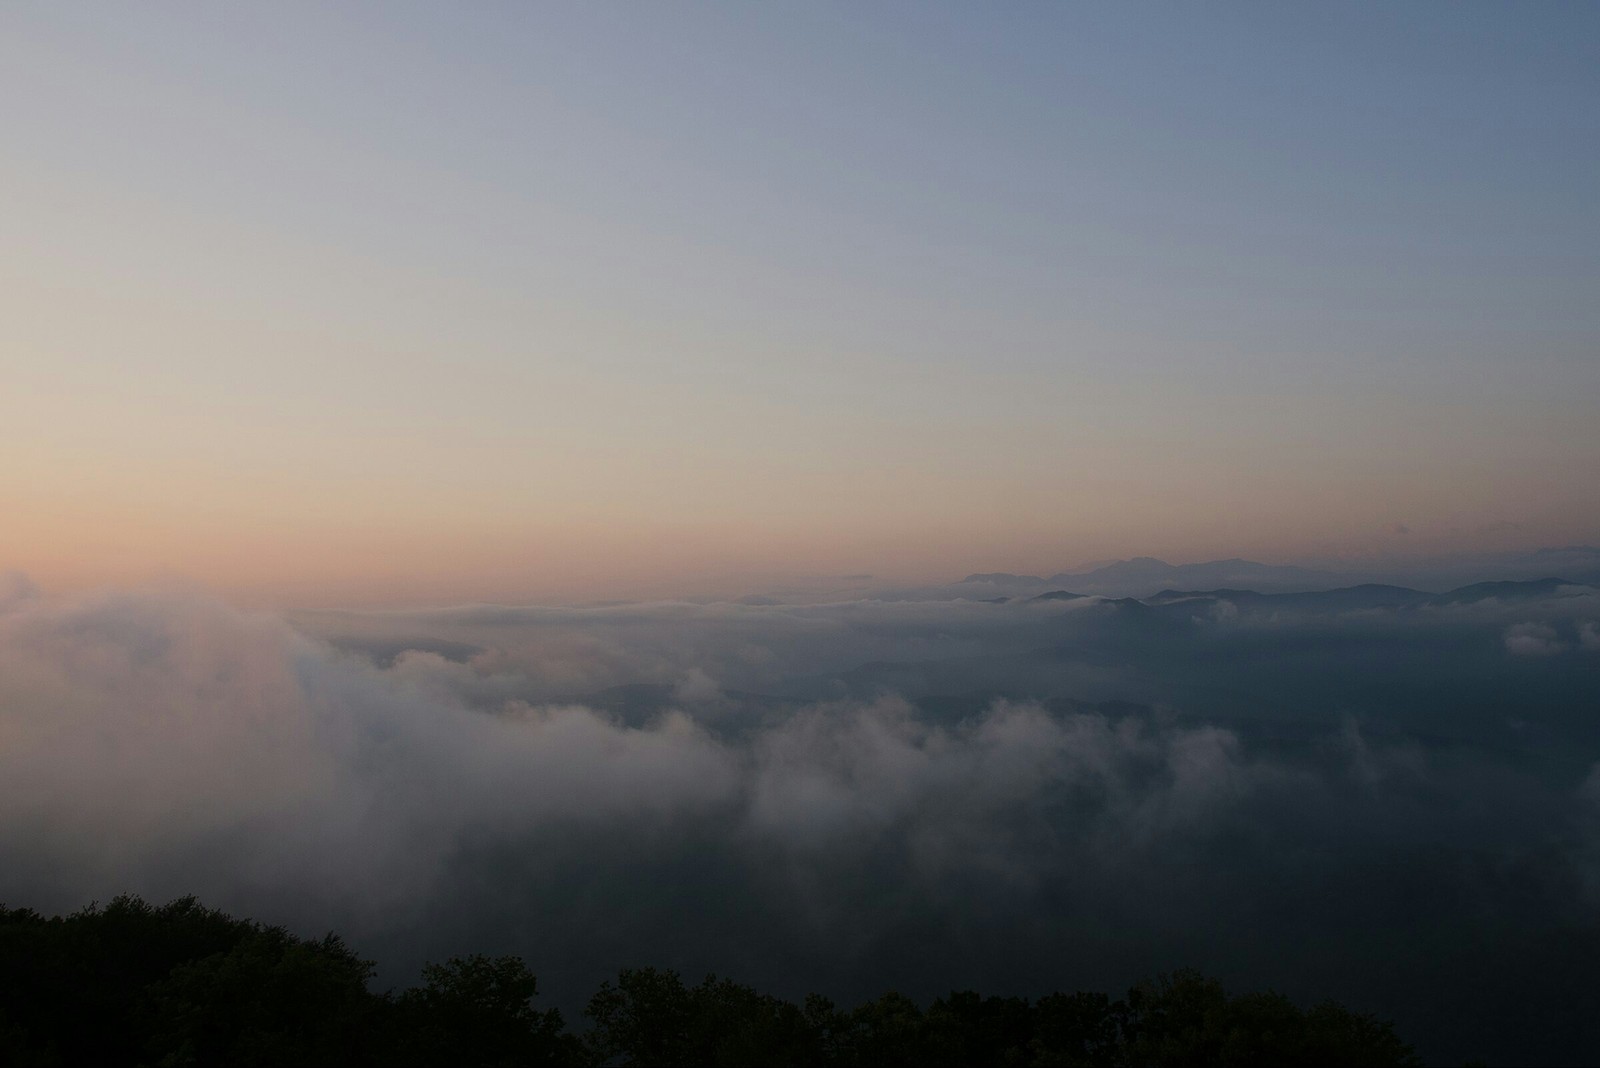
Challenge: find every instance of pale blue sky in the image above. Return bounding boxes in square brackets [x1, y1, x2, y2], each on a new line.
[3, 2, 1597, 603]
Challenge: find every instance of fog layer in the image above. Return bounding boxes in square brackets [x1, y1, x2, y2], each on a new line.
[3, 576, 1599, 1064]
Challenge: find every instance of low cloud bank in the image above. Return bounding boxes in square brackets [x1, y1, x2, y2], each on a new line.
[3, 583, 1599, 1064]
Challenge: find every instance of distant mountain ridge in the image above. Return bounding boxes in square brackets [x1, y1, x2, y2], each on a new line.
[1078, 576, 1595, 615]
[950, 549, 1600, 601]
[958, 556, 1344, 598]
[754, 548, 1600, 605]
[1144, 583, 1432, 612]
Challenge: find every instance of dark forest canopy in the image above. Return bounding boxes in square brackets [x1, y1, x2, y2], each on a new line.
[0, 895, 1421, 1067]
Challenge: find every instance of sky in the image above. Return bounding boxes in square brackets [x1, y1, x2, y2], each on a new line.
[3, 2, 1598, 606]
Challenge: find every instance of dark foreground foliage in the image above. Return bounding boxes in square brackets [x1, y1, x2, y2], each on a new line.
[0, 896, 1421, 1066]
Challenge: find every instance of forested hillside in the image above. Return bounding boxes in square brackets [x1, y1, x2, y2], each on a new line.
[0, 896, 1420, 1066]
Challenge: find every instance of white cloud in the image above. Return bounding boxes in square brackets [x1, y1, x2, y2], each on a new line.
[1579, 621, 1600, 652]
[1504, 622, 1567, 657]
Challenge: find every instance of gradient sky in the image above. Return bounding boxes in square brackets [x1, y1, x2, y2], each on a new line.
[4, 2, 1597, 606]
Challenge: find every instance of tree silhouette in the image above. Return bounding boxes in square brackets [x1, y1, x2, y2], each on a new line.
[390, 954, 572, 1067]
[0, 895, 1425, 1066]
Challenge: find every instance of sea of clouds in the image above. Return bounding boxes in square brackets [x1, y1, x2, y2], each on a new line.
[2, 573, 1598, 1064]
